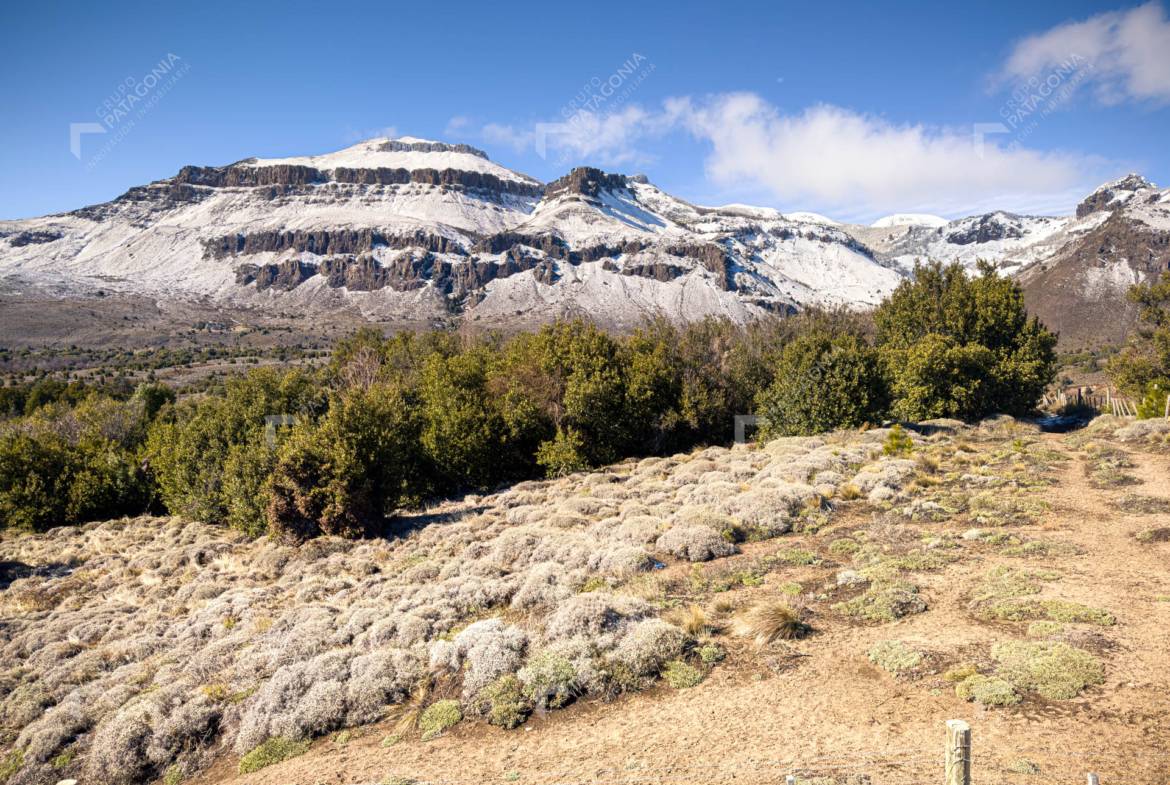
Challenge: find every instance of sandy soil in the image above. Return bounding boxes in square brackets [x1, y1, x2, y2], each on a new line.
[195, 433, 1170, 785]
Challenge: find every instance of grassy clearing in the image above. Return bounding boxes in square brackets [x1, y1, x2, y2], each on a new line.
[0, 415, 1132, 782]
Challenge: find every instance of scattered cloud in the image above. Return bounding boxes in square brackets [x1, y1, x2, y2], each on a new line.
[342, 125, 398, 143]
[479, 106, 666, 167]
[473, 94, 1107, 218]
[444, 115, 470, 137]
[999, 2, 1170, 105]
[667, 94, 1103, 218]
[480, 122, 533, 153]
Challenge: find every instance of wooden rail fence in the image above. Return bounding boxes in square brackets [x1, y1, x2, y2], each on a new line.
[1041, 386, 1170, 418]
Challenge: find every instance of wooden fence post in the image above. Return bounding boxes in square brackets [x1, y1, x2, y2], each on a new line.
[1164, 393, 1169, 419]
[945, 719, 971, 785]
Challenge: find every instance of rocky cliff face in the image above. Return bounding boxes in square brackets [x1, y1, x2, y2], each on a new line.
[945, 213, 1026, 245]
[1075, 174, 1155, 218]
[1019, 202, 1170, 345]
[543, 167, 630, 200]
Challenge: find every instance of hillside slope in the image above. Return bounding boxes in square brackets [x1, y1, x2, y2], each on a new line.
[3, 416, 1169, 785]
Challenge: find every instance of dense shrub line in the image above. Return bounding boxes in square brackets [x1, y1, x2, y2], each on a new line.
[0, 263, 1058, 538]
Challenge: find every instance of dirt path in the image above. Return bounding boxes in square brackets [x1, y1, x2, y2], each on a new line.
[203, 433, 1170, 785]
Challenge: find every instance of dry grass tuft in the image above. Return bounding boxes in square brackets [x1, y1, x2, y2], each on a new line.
[668, 604, 711, 636]
[391, 679, 432, 737]
[734, 601, 811, 645]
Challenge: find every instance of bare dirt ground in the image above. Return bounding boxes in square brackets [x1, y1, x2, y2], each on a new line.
[196, 428, 1170, 785]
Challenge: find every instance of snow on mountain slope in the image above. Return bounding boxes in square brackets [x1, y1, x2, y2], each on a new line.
[1016, 174, 1170, 345]
[0, 138, 1166, 337]
[468, 260, 758, 329]
[520, 172, 687, 245]
[871, 213, 948, 229]
[875, 212, 1072, 276]
[782, 211, 839, 226]
[0, 138, 542, 312]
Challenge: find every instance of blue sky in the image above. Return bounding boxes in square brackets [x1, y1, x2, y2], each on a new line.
[1, 0, 1167, 222]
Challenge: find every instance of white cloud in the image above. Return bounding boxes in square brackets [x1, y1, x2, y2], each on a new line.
[480, 122, 533, 153]
[667, 94, 1101, 218]
[475, 93, 1104, 218]
[478, 106, 666, 166]
[444, 115, 470, 137]
[342, 125, 398, 143]
[1000, 2, 1170, 104]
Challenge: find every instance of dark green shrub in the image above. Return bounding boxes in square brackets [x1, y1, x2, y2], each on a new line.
[756, 327, 887, 437]
[265, 383, 420, 541]
[145, 368, 323, 532]
[875, 262, 1057, 420]
[0, 396, 154, 531]
[419, 347, 525, 490]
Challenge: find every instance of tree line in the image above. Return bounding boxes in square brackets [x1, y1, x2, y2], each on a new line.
[0, 263, 1063, 539]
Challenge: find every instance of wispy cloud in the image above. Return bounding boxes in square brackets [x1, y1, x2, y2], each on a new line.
[998, 2, 1170, 105]
[443, 116, 470, 137]
[470, 94, 1107, 218]
[478, 106, 666, 167]
[342, 125, 399, 143]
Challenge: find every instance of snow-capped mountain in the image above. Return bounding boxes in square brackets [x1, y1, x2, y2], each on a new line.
[1018, 174, 1170, 343]
[0, 138, 900, 327]
[0, 138, 1166, 340]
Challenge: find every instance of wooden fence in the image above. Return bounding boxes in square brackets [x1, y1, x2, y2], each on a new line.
[775, 721, 1113, 785]
[1040, 386, 1170, 418]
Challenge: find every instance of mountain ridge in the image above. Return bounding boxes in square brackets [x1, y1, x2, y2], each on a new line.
[1, 137, 1167, 342]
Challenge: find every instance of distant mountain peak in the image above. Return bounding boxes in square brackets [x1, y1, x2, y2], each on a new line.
[1098, 173, 1156, 192]
[242, 136, 536, 185]
[1077, 173, 1157, 218]
[373, 137, 491, 160]
[543, 167, 630, 200]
